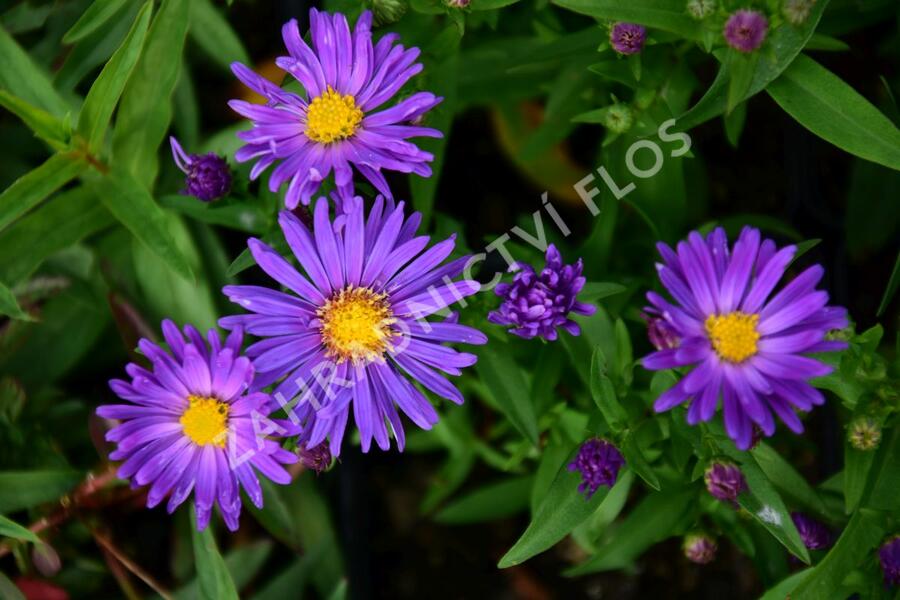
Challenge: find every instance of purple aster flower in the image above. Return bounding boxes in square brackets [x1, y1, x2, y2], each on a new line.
[880, 536, 900, 587]
[98, 321, 297, 531]
[229, 10, 442, 209]
[610, 22, 647, 55]
[641, 227, 848, 449]
[297, 442, 332, 473]
[791, 512, 832, 550]
[683, 533, 717, 564]
[642, 307, 681, 350]
[220, 197, 484, 456]
[169, 137, 232, 202]
[723, 10, 768, 53]
[568, 439, 625, 498]
[704, 461, 746, 502]
[487, 244, 596, 341]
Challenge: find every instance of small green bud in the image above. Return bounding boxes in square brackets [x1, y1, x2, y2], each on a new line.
[603, 104, 634, 133]
[686, 0, 716, 20]
[848, 416, 882, 451]
[369, 0, 409, 26]
[782, 0, 816, 25]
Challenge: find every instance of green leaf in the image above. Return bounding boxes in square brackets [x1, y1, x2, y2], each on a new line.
[0, 187, 113, 285]
[751, 442, 829, 519]
[112, 0, 189, 188]
[160, 195, 267, 234]
[76, 0, 152, 152]
[0, 281, 30, 321]
[767, 54, 900, 170]
[877, 250, 900, 317]
[0, 572, 24, 600]
[498, 463, 621, 568]
[789, 509, 887, 600]
[760, 570, 812, 600]
[0, 90, 69, 149]
[0, 25, 70, 117]
[549, 0, 700, 40]
[843, 442, 875, 514]
[173, 540, 271, 600]
[471, 0, 522, 10]
[677, 0, 829, 131]
[0, 151, 87, 231]
[862, 426, 900, 511]
[0, 470, 81, 514]
[566, 487, 695, 574]
[63, 0, 129, 43]
[190, 508, 240, 600]
[578, 282, 627, 303]
[475, 342, 539, 444]
[726, 50, 757, 115]
[589, 348, 627, 429]
[91, 166, 194, 281]
[436, 476, 533, 524]
[189, 0, 250, 71]
[716, 437, 811, 563]
[620, 427, 661, 491]
[0, 514, 40, 543]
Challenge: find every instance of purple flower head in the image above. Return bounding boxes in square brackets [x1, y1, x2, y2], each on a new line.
[98, 321, 298, 531]
[298, 442, 332, 473]
[791, 512, 832, 550]
[229, 10, 443, 208]
[880, 536, 900, 587]
[170, 137, 232, 202]
[683, 533, 717, 564]
[220, 197, 485, 456]
[642, 307, 680, 350]
[724, 10, 768, 53]
[610, 22, 647, 55]
[704, 461, 746, 502]
[488, 244, 596, 341]
[641, 227, 848, 449]
[568, 439, 625, 498]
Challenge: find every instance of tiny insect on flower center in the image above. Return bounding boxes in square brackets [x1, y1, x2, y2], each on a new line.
[318, 286, 396, 364]
[180, 396, 230, 447]
[304, 86, 363, 144]
[705, 311, 760, 363]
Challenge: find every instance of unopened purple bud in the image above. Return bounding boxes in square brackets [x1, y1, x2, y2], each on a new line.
[169, 137, 232, 202]
[568, 439, 625, 499]
[791, 512, 832, 550]
[880, 536, 900, 587]
[488, 244, 596, 342]
[610, 22, 647, 55]
[704, 461, 746, 502]
[641, 307, 680, 350]
[723, 10, 768, 53]
[297, 442, 332, 474]
[683, 533, 717, 564]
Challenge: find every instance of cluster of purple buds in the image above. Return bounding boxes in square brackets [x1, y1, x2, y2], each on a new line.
[488, 244, 596, 341]
[641, 307, 680, 350]
[683, 533, 717, 564]
[723, 10, 768, 53]
[881, 536, 900, 587]
[704, 461, 746, 503]
[610, 22, 647, 55]
[297, 442, 333, 474]
[170, 137, 232, 202]
[568, 438, 625, 499]
[791, 512, 833, 550]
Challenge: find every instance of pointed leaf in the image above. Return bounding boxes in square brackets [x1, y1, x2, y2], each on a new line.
[0, 25, 69, 116]
[0, 90, 69, 149]
[188, 0, 249, 71]
[190, 508, 240, 600]
[549, 0, 700, 40]
[475, 342, 539, 444]
[63, 0, 129, 43]
[767, 54, 900, 170]
[76, 0, 152, 151]
[0, 514, 40, 544]
[0, 281, 30, 321]
[0, 152, 87, 231]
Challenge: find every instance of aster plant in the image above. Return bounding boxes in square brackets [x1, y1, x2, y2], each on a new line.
[229, 9, 442, 208]
[98, 322, 297, 531]
[220, 197, 483, 455]
[642, 227, 848, 449]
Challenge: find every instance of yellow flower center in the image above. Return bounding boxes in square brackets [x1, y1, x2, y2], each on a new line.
[318, 286, 396, 364]
[705, 312, 760, 363]
[304, 86, 363, 144]
[180, 396, 230, 447]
